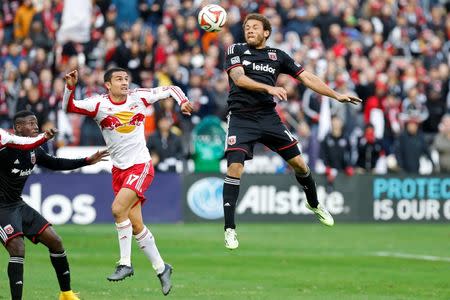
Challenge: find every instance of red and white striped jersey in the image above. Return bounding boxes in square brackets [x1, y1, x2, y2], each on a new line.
[0, 129, 48, 150]
[63, 85, 189, 169]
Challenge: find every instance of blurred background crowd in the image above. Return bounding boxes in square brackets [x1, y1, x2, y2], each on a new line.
[0, 0, 449, 175]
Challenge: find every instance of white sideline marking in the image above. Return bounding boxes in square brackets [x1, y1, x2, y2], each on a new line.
[374, 252, 450, 262]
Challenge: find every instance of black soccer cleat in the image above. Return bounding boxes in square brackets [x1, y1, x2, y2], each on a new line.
[107, 264, 134, 282]
[157, 263, 173, 296]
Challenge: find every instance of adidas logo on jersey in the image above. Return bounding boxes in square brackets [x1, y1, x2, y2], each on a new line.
[252, 63, 276, 74]
[14, 159, 19, 164]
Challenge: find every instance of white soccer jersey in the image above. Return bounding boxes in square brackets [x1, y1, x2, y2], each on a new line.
[63, 86, 189, 169]
[0, 128, 48, 150]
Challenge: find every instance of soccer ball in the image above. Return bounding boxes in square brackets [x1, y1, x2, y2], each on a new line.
[198, 4, 227, 32]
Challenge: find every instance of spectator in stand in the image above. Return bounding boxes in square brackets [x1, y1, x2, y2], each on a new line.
[147, 116, 184, 173]
[433, 115, 450, 173]
[13, 0, 35, 41]
[396, 119, 433, 173]
[356, 124, 384, 173]
[1, 42, 24, 68]
[29, 20, 52, 51]
[400, 87, 429, 124]
[320, 115, 354, 187]
[112, 0, 139, 29]
[0, 0, 20, 43]
[139, 0, 164, 35]
[16, 86, 49, 129]
[364, 80, 388, 125]
[422, 64, 449, 134]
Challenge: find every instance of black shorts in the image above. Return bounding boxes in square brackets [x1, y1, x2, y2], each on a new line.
[225, 109, 301, 161]
[0, 204, 50, 245]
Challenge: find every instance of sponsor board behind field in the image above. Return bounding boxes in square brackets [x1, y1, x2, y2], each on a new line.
[23, 173, 182, 225]
[184, 174, 450, 223]
[373, 177, 450, 221]
[184, 174, 358, 222]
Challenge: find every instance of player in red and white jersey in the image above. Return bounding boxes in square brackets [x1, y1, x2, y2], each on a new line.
[0, 128, 56, 150]
[63, 68, 193, 295]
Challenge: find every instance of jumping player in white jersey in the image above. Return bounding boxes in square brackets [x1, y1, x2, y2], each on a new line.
[63, 68, 193, 296]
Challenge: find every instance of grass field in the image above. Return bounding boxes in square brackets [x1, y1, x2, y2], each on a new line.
[0, 223, 449, 300]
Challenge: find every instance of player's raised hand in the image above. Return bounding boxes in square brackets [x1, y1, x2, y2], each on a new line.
[181, 101, 194, 116]
[267, 86, 288, 101]
[336, 94, 363, 105]
[64, 70, 78, 87]
[86, 150, 109, 165]
[44, 128, 58, 140]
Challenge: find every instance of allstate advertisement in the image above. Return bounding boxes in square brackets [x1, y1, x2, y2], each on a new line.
[184, 174, 450, 223]
[23, 173, 182, 224]
[183, 174, 365, 222]
[373, 177, 450, 221]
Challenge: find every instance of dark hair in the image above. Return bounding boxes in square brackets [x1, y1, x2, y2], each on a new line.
[13, 110, 35, 127]
[103, 67, 128, 83]
[243, 13, 272, 38]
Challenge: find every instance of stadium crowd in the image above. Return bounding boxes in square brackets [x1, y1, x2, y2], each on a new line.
[0, 0, 449, 174]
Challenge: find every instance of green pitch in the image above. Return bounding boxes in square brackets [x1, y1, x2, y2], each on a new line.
[1, 223, 449, 300]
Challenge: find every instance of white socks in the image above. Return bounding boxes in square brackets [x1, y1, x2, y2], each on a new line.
[134, 227, 165, 274]
[115, 219, 132, 266]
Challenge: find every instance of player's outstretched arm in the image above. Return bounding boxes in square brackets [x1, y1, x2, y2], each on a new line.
[0, 128, 56, 150]
[229, 66, 287, 100]
[62, 70, 100, 117]
[297, 71, 362, 105]
[36, 149, 109, 171]
[134, 86, 193, 115]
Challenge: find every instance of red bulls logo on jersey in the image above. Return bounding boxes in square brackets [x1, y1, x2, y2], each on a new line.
[100, 112, 145, 133]
[128, 113, 145, 126]
[100, 115, 122, 130]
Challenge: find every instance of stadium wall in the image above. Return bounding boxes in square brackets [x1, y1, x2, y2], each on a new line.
[24, 173, 450, 224]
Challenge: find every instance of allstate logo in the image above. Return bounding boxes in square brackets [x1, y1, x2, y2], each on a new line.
[187, 177, 224, 219]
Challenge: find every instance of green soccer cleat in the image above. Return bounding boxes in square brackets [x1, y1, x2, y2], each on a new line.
[224, 228, 239, 250]
[306, 203, 335, 226]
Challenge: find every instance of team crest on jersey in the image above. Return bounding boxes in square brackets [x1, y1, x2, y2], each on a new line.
[228, 136, 236, 146]
[4, 224, 14, 235]
[30, 151, 36, 164]
[231, 56, 240, 65]
[268, 52, 277, 61]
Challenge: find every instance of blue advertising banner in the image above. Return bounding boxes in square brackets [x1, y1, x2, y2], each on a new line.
[23, 173, 182, 224]
[372, 176, 450, 222]
[183, 174, 450, 223]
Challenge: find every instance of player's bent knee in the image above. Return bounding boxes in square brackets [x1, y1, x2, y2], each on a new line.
[6, 237, 25, 257]
[111, 202, 128, 220]
[287, 155, 309, 174]
[49, 235, 64, 252]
